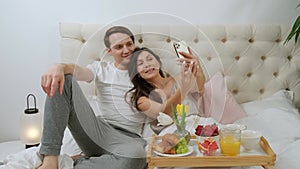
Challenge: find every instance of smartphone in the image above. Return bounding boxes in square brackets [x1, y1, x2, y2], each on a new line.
[173, 41, 189, 58]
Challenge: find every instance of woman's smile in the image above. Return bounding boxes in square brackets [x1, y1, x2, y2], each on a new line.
[144, 67, 156, 74]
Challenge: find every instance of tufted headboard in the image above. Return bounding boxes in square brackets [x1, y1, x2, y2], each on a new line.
[60, 23, 300, 110]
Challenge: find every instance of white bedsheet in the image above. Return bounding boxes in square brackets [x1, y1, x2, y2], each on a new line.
[0, 147, 73, 169]
[0, 141, 23, 162]
[0, 146, 262, 169]
[0, 109, 297, 169]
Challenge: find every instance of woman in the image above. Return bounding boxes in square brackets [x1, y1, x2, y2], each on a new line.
[125, 47, 205, 133]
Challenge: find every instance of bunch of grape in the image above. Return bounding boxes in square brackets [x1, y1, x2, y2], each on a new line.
[175, 137, 189, 154]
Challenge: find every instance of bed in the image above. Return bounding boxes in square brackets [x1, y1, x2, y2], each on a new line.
[1, 22, 300, 169]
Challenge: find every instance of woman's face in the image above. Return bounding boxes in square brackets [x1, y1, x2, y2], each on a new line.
[136, 51, 161, 80]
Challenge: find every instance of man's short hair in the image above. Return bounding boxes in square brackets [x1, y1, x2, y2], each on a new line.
[104, 26, 135, 48]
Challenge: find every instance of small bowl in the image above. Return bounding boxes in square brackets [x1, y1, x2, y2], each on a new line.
[197, 135, 219, 156]
[241, 130, 262, 151]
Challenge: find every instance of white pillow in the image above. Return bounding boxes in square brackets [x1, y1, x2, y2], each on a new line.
[240, 90, 298, 116]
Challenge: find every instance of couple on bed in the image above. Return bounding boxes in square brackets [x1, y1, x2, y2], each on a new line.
[38, 26, 205, 169]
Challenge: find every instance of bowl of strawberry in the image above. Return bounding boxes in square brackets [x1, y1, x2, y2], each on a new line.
[195, 124, 220, 146]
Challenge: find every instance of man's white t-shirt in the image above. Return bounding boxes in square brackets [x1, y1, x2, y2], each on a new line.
[87, 61, 146, 136]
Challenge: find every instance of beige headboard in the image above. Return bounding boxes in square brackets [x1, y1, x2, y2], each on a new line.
[60, 23, 300, 110]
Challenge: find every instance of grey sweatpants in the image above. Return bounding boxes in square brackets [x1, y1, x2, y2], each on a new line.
[39, 75, 147, 169]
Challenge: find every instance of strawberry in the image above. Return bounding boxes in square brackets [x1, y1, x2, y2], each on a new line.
[195, 124, 219, 137]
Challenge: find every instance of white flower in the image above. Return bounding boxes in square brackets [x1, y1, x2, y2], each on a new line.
[157, 112, 173, 126]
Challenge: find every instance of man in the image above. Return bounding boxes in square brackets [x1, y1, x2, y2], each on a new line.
[38, 26, 147, 169]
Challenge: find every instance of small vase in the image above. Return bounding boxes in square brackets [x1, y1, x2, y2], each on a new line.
[173, 123, 191, 144]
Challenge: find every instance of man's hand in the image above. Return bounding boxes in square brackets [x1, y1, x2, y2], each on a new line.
[41, 64, 66, 97]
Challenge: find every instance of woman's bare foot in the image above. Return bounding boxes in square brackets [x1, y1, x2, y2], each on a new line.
[37, 155, 58, 169]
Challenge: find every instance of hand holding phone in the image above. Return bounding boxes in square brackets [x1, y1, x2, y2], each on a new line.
[173, 41, 189, 58]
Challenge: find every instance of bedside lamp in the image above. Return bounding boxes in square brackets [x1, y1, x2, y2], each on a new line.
[20, 94, 42, 149]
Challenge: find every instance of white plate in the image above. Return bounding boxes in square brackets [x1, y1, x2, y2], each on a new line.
[153, 145, 194, 157]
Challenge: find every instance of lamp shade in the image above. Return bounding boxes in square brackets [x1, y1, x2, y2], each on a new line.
[20, 94, 42, 146]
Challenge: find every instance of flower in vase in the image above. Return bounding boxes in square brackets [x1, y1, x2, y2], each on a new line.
[171, 104, 191, 143]
[176, 104, 189, 117]
[171, 104, 189, 130]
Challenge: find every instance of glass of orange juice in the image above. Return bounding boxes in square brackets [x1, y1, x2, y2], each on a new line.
[219, 128, 241, 156]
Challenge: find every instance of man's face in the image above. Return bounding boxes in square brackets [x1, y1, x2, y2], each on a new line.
[107, 33, 135, 69]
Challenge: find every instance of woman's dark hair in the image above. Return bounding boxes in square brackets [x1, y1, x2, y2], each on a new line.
[104, 26, 135, 48]
[125, 47, 165, 111]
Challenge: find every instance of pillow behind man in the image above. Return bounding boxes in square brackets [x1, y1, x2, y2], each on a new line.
[200, 72, 247, 124]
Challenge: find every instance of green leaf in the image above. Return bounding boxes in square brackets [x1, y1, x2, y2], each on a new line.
[292, 16, 300, 32]
[171, 103, 179, 125]
[294, 24, 300, 44]
[181, 105, 186, 127]
[285, 15, 300, 45]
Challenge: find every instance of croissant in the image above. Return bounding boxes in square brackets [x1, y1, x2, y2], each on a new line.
[153, 133, 179, 154]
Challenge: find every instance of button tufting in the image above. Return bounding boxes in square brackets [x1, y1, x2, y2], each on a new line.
[235, 56, 240, 60]
[248, 38, 254, 43]
[261, 55, 266, 61]
[138, 38, 143, 44]
[194, 38, 199, 43]
[207, 56, 212, 61]
[166, 37, 171, 43]
[275, 39, 281, 43]
[232, 89, 238, 95]
[246, 72, 252, 77]
[273, 72, 278, 77]
[259, 88, 264, 94]
[221, 38, 227, 43]
[287, 55, 292, 61]
[81, 39, 86, 43]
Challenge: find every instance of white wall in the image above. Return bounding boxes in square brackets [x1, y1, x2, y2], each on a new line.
[0, 0, 298, 142]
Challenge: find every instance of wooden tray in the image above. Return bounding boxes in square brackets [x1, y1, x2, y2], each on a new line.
[147, 135, 276, 169]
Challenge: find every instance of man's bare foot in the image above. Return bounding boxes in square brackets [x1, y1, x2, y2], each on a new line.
[71, 154, 81, 160]
[37, 155, 59, 169]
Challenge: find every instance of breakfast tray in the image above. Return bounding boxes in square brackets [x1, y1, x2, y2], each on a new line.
[147, 135, 276, 169]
